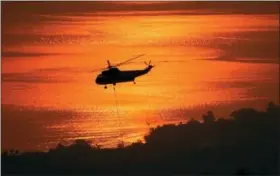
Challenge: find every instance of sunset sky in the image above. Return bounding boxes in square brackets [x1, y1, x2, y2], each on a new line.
[2, 2, 279, 151]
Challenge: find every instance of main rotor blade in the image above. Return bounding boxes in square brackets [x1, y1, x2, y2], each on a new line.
[90, 67, 108, 72]
[91, 54, 146, 72]
[126, 60, 189, 65]
[113, 54, 146, 67]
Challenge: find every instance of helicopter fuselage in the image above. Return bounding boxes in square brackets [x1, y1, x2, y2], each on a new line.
[95, 65, 153, 85]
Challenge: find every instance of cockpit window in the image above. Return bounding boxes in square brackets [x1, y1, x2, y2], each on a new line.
[111, 68, 120, 72]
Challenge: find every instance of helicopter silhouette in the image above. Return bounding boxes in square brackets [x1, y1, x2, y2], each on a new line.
[94, 54, 154, 89]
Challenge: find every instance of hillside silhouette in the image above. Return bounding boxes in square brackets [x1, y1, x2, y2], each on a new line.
[2, 102, 279, 175]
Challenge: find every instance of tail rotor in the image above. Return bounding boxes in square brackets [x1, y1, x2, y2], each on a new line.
[144, 60, 154, 67]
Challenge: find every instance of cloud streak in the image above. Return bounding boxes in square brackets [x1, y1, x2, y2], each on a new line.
[2, 51, 68, 58]
[2, 72, 72, 83]
[2, 2, 278, 32]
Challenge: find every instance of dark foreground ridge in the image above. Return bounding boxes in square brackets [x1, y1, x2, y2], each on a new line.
[2, 102, 279, 175]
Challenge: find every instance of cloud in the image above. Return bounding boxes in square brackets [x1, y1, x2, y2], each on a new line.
[199, 30, 279, 64]
[2, 2, 278, 16]
[2, 34, 94, 47]
[2, 51, 66, 58]
[1, 65, 90, 83]
[2, 2, 278, 31]
[1, 72, 72, 83]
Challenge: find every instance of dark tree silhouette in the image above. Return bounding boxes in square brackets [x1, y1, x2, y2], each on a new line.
[202, 110, 215, 124]
[2, 102, 279, 175]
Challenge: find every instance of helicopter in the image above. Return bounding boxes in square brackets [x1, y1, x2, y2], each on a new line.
[94, 54, 154, 89]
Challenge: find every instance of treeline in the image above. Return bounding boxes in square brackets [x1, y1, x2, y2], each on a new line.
[2, 102, 279, 175]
